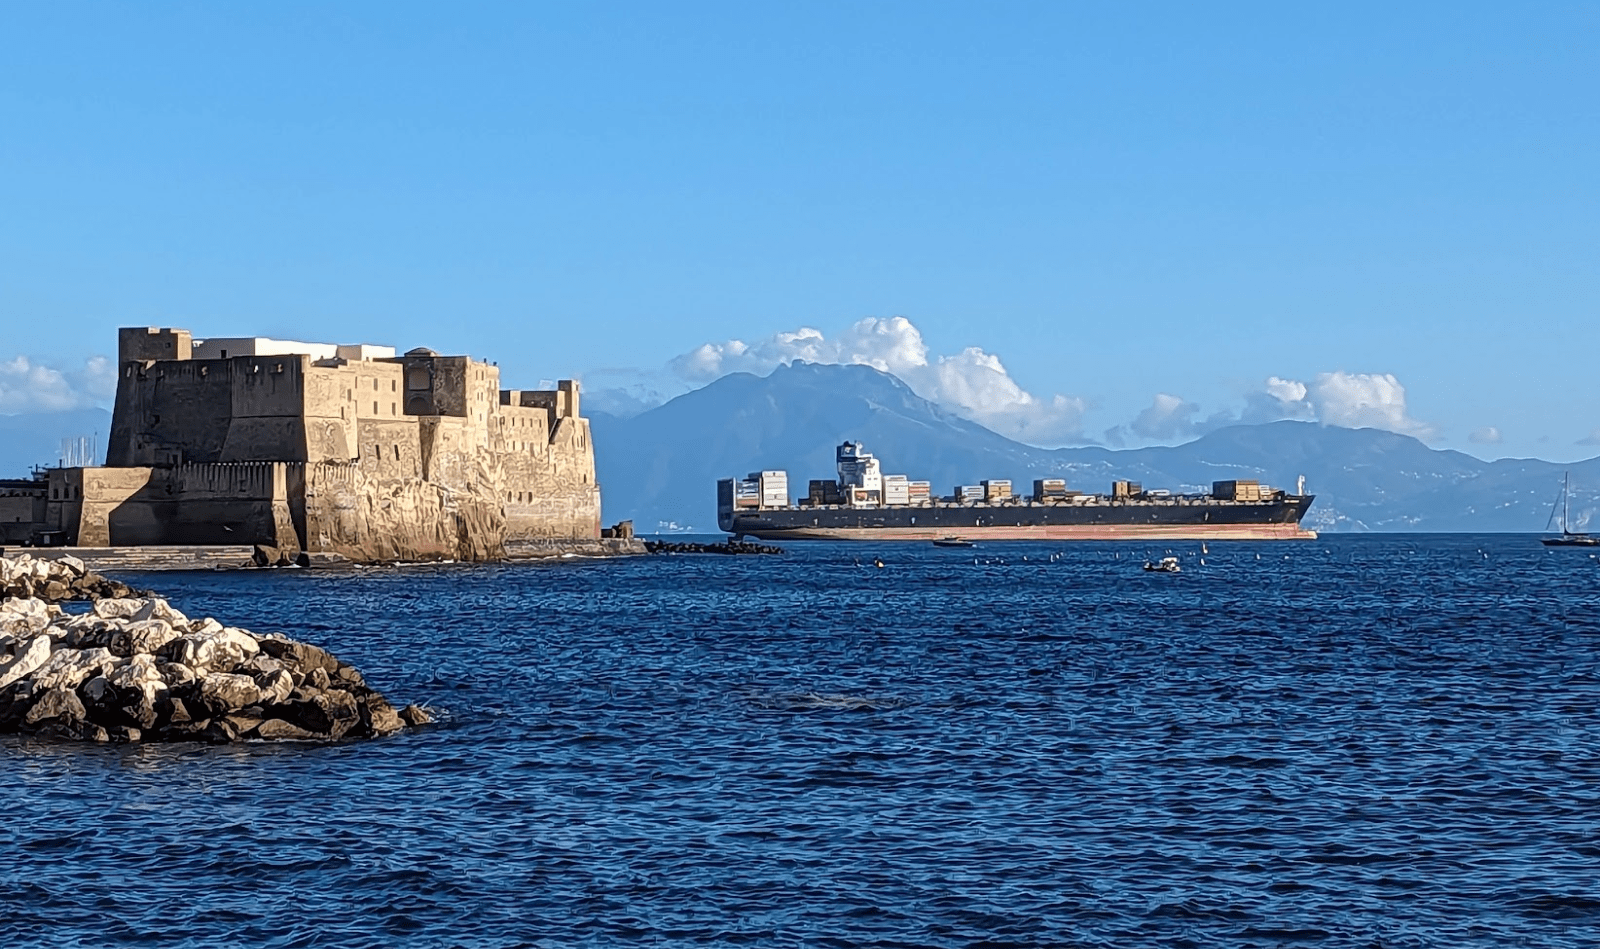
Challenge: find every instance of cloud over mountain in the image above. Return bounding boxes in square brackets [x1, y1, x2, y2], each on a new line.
[1142, 371, 1438, 443]
[671, 317, 1089, 444]
[0, 355, 116, 414]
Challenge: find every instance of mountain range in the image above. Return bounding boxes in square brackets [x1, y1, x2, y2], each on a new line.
[0, 408, 111, 476]
[590, 362, 1600, 533]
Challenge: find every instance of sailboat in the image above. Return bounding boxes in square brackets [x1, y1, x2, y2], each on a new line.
[1542, 473, 1598, 547]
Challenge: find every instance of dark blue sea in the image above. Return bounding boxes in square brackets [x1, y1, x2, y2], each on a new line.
[4, 535, 1599, 948]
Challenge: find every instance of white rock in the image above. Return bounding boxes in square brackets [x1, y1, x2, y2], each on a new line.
[167, 628, 260, 672]
[114, 619, 180, 656]
[189, 617, 224, 637]
[0, 598, 50, 635]
[199, 672, 263, 712]
[31, 646, 116, 691]
[255, 668, 294, 705]
[131, 598, 188, 627]
[0, 634, 53, 689]
[56, 555, 87, 578]
[94, 598, 146, 619]
[109, 654, 168, 702]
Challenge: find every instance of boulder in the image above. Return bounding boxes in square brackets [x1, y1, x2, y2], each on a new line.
[273, 689, 360, 739]
[253, 669, 294, 706]
[131, 598, 188, 628]
[163, 628, 260, 672]
[196, 673, 264, 717]
[255, 718, 322, 741]
[360, 696, 405, 737]
[31, 647, 116, 692]
[158, 661, 199, 691]
[239, 655, 284, 677]
[111, 619, 181, 657]
[56, 555, 87, 578]
[257, 638, 340, 676]
[0, 597, 50, 634]
[399, 704, 433, 727]
[93, 598, 147, 619]
[0, 635, 55, 690]
[24, 686, 86, 727]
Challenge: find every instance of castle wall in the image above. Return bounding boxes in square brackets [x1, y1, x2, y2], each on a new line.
[48, 464, 298, 550]
[0, 486, 45, 545]
[356, 418, 423, 480]
[301, 463, 504, 562]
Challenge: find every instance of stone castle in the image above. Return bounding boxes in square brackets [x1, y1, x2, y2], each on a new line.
[0, 327, 601, 561]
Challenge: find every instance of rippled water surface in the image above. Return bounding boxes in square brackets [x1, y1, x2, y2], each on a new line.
[4, 535, 1599, 948]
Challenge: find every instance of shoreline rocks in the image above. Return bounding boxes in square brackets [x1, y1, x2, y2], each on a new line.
[0, 554, 431, 744]
[1, 553, 149, 602]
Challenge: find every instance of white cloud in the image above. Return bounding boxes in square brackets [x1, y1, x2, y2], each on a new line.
[670, 317, 1088, 444]
[1235, 371, 1435, 439]
[1469, 426, 1503, 444]
[1578, 429, 1600, 447]
[1129, 393, 1199, 440]
[0, 355, 116, 414]
[1113, 370, 1437, 446]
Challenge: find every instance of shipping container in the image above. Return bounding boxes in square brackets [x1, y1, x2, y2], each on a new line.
[1212, 479, 1261, 501]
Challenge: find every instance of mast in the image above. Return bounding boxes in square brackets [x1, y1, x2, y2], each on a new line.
[1564, 471, 1571, 535]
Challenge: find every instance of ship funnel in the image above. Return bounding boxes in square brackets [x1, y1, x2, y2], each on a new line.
[1297, 474, 1306, 496]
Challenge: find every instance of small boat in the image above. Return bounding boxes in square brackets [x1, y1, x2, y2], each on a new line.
[931, 536, 975, 548]
[1143, 556, 1182, 573]
[1543, 473, 1598, 546]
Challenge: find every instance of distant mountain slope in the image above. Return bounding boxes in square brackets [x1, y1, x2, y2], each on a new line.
[0, 409, 112, 476]
[592, 363, 1600, 533]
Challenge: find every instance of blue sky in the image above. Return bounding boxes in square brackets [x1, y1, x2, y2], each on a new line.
[2, 2, 1596, 458]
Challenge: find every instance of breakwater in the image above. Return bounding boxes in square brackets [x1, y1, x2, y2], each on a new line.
[0, 553, 429, 742]
[643, 538, 783, 555]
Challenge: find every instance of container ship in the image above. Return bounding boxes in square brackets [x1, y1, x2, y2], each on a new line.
[718, 441, 1317, 541]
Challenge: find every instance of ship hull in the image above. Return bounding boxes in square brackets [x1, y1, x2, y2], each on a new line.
[720, 496, 1318, 542]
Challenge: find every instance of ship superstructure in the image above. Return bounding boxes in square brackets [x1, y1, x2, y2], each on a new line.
[718, 440, 1317, 541]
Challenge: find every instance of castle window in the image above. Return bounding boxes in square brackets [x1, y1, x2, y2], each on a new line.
[373, 401, 378, 414]
[393, 444, 399, 460]
[220, 349, 228, 358]
[408, 367, 429, 390]
[391, 403, 396, 415]
[391, 380, 396, 392]
[373, 379, 378, 391]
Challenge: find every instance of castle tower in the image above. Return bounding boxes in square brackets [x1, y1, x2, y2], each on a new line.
[118, 327, 192, 364]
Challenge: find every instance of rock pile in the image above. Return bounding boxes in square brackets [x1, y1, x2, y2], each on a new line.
[644, 539, 784, 555]
[0, 553, 148, 602]
[0, 557, 431, 744]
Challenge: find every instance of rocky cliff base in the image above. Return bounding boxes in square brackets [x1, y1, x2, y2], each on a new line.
[0, 554, 430, 744]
